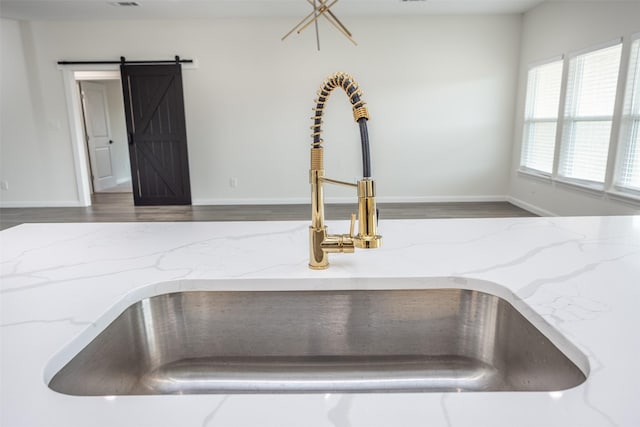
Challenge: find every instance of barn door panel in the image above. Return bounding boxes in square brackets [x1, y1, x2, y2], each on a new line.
[121, 64, 192, 205]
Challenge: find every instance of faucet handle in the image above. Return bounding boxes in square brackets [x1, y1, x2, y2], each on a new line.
[349, 213, 356, 238]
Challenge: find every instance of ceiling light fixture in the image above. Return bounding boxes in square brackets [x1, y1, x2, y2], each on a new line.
[282, 0, 356, 51]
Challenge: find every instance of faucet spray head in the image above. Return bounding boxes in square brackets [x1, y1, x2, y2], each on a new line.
[355, 179, 382, 249]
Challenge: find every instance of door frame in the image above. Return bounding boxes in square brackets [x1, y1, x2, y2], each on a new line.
[62, 65, 122, 206]
[60, 62, 195, 207]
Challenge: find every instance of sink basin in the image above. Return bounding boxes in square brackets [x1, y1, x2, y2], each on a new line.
[48, 284, 587, 395]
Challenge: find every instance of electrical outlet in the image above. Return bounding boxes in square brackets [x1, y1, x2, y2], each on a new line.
[0, 180, 8, 191]
[229, 177, 238, 188]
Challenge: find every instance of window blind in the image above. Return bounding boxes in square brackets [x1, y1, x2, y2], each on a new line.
[559, 43, 622, 184]
[616, 38, 640, 193]
[521, 60, 563, 174]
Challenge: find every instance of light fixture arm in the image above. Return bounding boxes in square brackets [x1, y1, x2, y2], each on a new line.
[282, 0, 356, 50]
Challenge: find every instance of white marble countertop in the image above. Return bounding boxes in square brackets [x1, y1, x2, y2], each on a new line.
[1, 216, 639, 427]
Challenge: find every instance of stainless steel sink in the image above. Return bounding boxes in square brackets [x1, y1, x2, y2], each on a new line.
[48, 287, 587, 395]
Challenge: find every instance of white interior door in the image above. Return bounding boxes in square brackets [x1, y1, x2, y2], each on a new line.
[80, 81, 117, 191]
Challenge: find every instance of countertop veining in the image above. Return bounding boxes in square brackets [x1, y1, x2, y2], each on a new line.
[1, 216, 639, 426]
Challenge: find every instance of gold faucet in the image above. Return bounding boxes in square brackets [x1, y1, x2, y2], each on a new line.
[309, 72, 382, 269]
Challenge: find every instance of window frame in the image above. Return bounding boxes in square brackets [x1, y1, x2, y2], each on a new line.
[612, 33, 640, 199]
[556, 39, 623, 190]
[517, 36, 640, 205]
[519, 56, 564, 178]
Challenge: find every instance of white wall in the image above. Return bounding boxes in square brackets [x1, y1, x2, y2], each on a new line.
[1, 19, 80, 206]
[509, 1, 640, 216]
[0, 15, 521, 206]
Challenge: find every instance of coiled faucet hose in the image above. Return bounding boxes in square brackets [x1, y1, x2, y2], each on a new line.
[311, 72, 372, 178]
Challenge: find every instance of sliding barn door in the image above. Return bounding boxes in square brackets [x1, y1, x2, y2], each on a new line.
[121, 64, 192, 205]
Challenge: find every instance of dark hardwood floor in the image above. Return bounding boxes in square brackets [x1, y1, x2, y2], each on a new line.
[0, 192, 535, 231]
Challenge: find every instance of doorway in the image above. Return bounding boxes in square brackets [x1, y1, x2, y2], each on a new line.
[62, 65, 193, 207]
[63, 68, 130, 206]
[78, 77, 132, 195]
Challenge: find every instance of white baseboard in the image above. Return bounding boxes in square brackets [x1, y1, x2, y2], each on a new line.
[507, 196, 556, 217]
[1, 196, 521, 209]
[378, 195, 509, 203]
[192, 197, 309, 206]
[0, 200, 86, 208]
[192, 195, 510, 206]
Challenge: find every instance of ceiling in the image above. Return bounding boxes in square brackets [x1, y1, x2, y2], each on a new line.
[0, 0, 550, 21]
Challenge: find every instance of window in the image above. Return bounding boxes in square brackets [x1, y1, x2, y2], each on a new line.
[558, 43, 622, 185]
[616, 37, 640, 193]
[520, 60, 563, 174]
